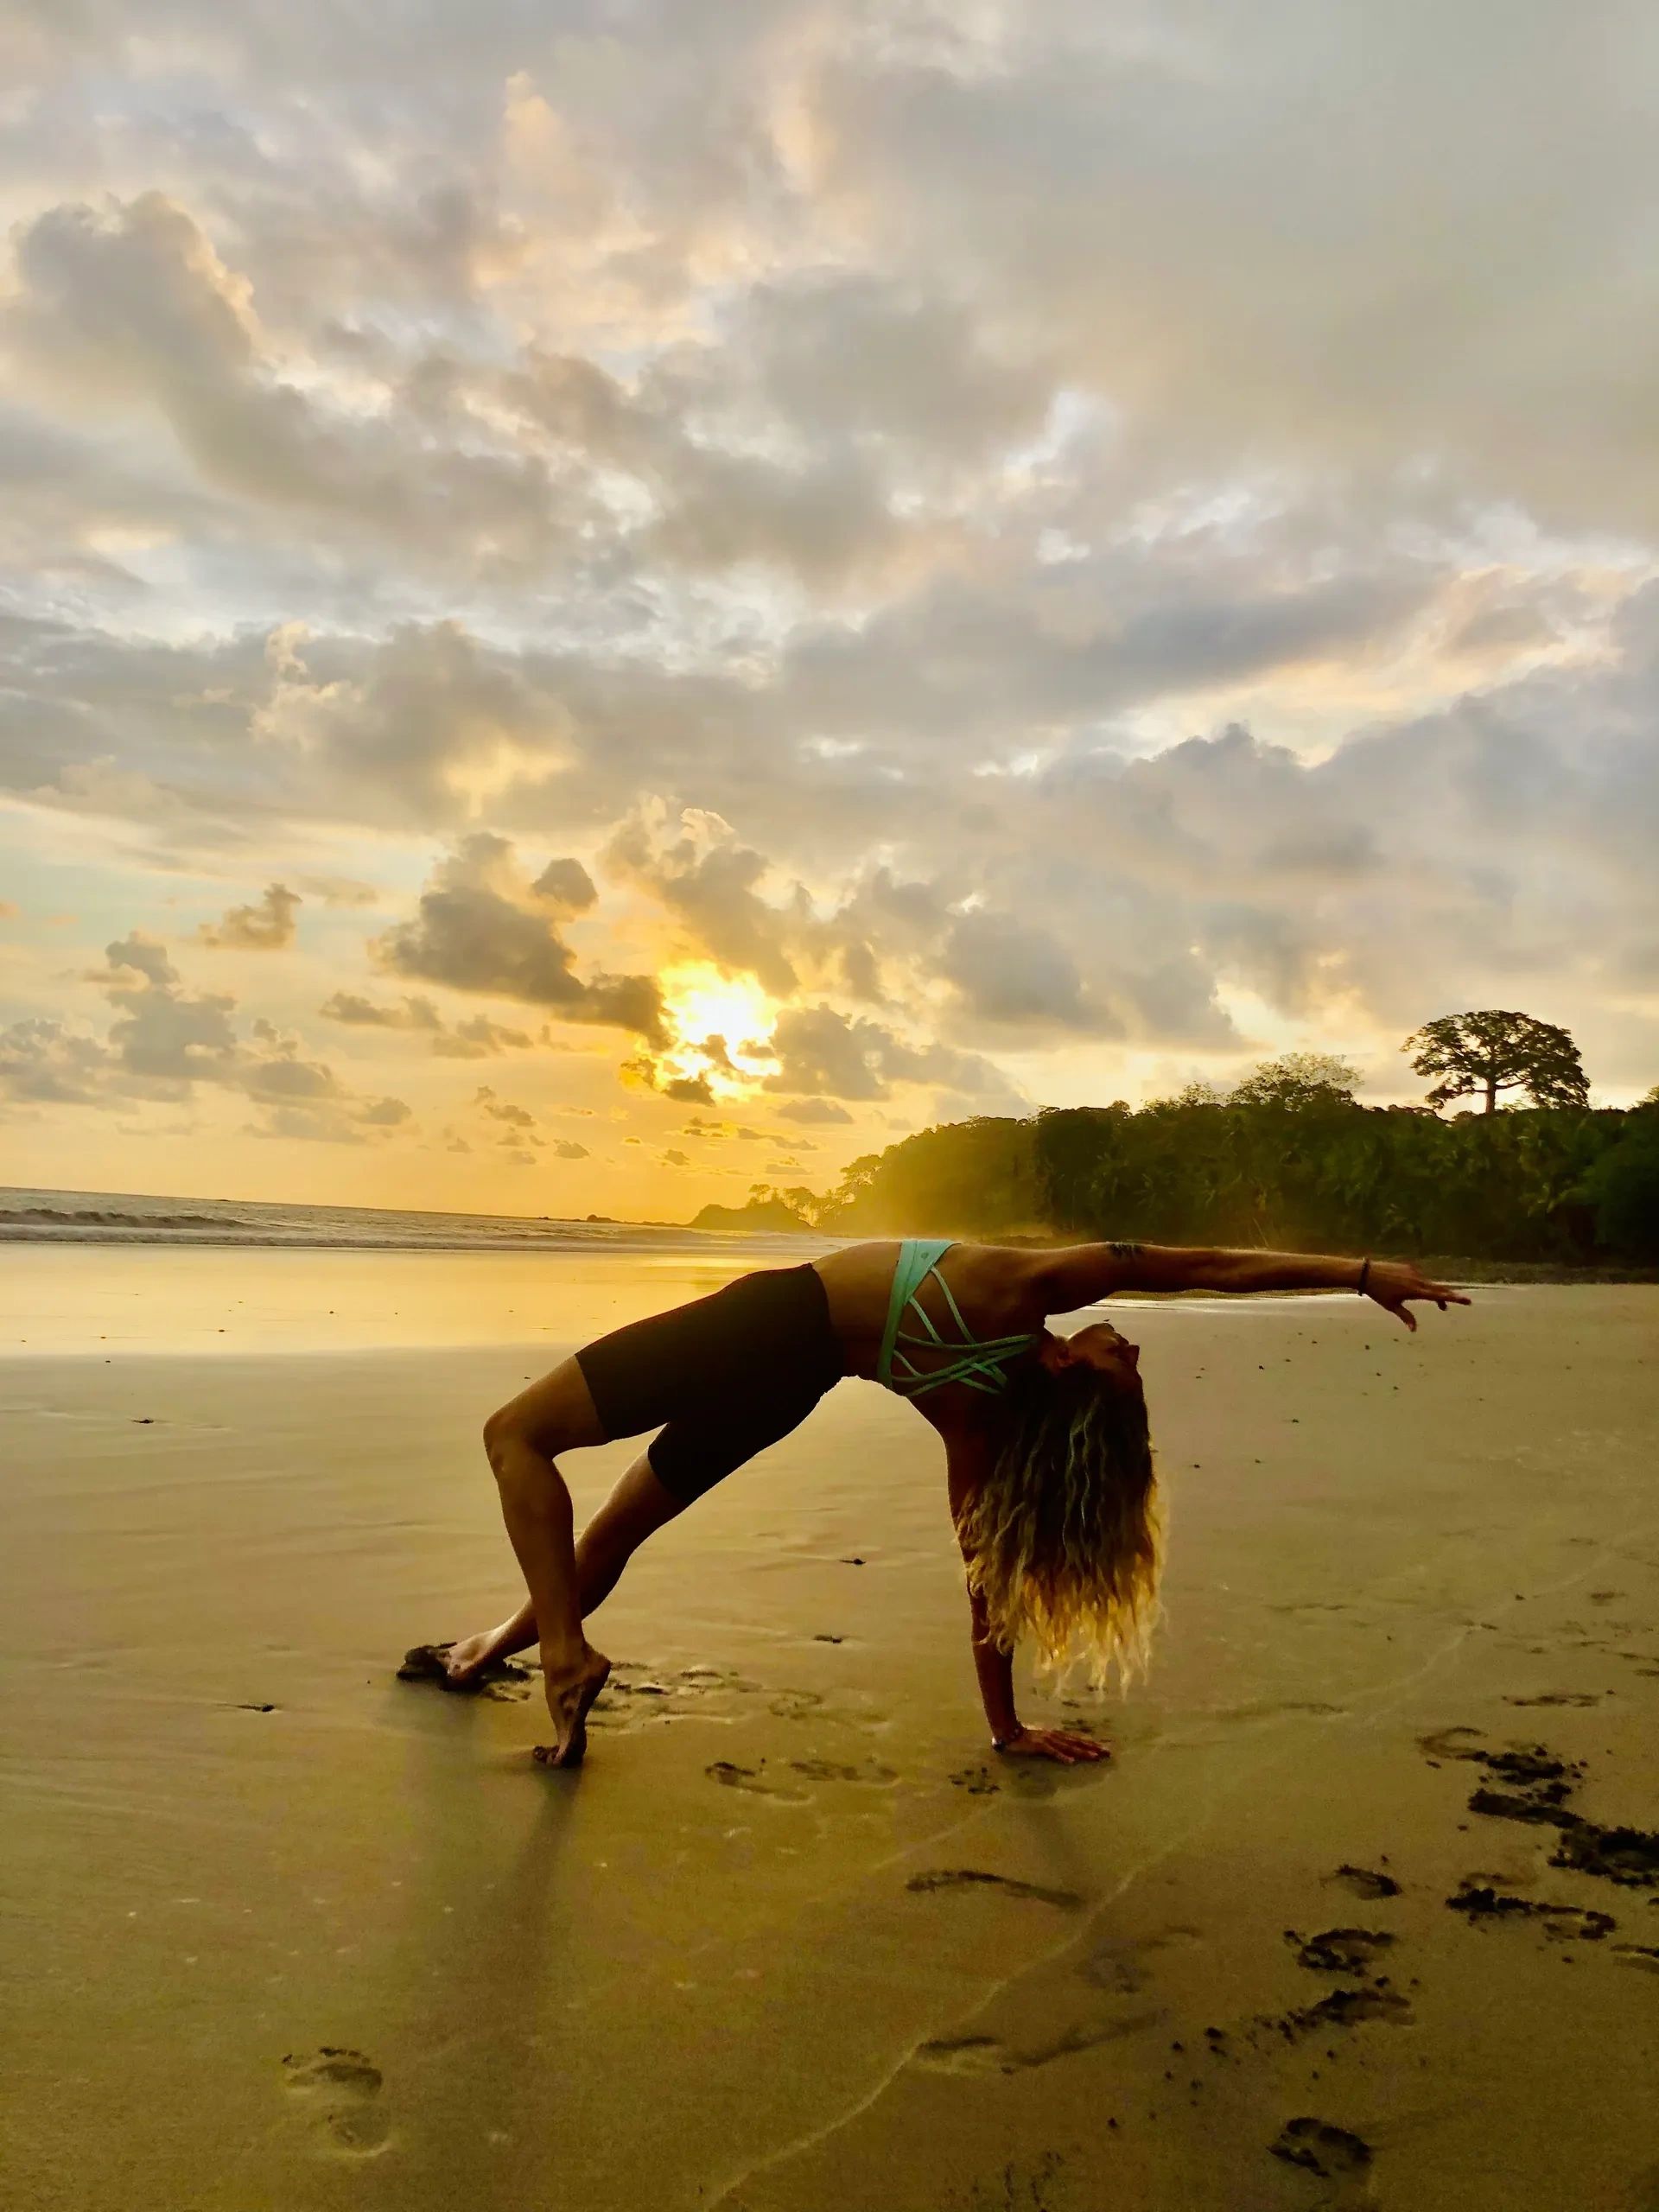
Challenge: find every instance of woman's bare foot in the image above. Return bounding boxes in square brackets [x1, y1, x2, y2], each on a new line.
[441, 1629, 504, 1685]
[534, 1643, 611, 1770]
[397, 1628, 524, 1693]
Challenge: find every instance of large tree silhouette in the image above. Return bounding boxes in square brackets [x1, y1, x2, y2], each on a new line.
[1403, 1010, 1589, 1114]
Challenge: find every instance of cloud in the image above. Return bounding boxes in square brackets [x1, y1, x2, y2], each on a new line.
[319, 991, 444, 1031]
[250, 1095, 412, 1144]
[297, 874, 378, 909]
[432, 1014, 536, 1058]
[605, 803, 805, 995]
[317, 989, 533, 1058]
[661, 1073, 715, 1104]
[375, 833, 664, 1040]
[473, 1084, 537, 1131]
[763, 1003, 1022, 1108]
[200, 880, 301, 950]
[939, 911, 1117, 1036]
[0, 1019, 112, 1105]
[4, 1, 1659, 1147]
[3, 192, 571, 569]
[775, 1096, 854, 1125]
[551, 1137, 590, 1160]
[0, 928, 415, 1140]
[99, 933, 241, 1089]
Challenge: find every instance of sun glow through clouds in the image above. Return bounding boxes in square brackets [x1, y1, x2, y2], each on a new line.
[657, 964, 779, 1100]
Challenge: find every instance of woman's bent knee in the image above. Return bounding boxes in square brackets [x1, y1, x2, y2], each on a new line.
[482, 1404, 518, 1473]
[482, 1358, 603, 1473]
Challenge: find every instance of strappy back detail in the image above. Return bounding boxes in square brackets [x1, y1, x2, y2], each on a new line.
[875, 1239, 1039, 1398]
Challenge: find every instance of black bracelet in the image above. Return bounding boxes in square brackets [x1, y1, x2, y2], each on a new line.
[1357, 1255, 1371, 1296]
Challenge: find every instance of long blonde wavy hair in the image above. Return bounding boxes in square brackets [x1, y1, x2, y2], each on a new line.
[954, 1364, 1165, 1689]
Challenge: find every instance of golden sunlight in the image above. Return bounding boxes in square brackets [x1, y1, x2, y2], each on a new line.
[658, 964, 779, 1097]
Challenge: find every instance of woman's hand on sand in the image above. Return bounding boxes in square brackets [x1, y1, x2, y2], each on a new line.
[1363, 1259, 1471, 1332]
[995, 1726, 1109, 1764]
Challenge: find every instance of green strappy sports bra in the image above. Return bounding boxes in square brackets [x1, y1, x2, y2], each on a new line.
[875, 1238, 1039, 1398]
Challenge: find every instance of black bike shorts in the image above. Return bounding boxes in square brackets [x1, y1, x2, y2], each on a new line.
[573, 1262, 842, 1503]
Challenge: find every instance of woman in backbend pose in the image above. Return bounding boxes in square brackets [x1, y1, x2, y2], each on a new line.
[413, 1240, 1467, 1768]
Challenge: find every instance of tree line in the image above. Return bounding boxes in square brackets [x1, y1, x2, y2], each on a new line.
[748, 1012, 1659, 1265]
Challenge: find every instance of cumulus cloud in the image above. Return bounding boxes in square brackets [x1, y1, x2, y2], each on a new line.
[0, 1019, 112, 1105]
[605, 804, 806, 996]
[0, 929, 412, 1140]
[297, 875, 378, 909]
[775, 1096, 854, 1125]
[763, 1004, 1022, 1108]
[939, 911, 1116, 1036]
[320, 991, 445, 1032]
[375, 834, 664, 1039]
[200, 881, 301, 950]
[431, 1014, 536, 1059]
[4, 0, 1659, 1162]
[473, 1084, 537, 1131]
[3, 191, 572, 570]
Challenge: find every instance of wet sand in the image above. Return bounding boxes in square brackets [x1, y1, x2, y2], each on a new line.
[3, 1255, 1657, 2211]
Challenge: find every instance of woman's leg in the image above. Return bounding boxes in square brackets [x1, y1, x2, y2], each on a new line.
[443, 1451, 687, 1680]
[480, 1357, 620, 1765]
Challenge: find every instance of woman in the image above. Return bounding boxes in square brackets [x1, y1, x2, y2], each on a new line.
[412, 1239, 1467, 1769]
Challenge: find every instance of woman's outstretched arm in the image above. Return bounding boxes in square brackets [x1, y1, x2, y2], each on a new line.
[1037, 1243, 1470, 1330]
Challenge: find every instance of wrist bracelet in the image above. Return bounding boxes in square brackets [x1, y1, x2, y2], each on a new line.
[992, 1729, 1022, 1751]
[1357, 1255, 1370, 1296]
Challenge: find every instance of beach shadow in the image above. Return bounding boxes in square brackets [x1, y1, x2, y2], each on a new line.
[354, 1700, 584, 2205]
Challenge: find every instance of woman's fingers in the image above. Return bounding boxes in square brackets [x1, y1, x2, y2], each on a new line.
[1011, 1727, 1110, 1763]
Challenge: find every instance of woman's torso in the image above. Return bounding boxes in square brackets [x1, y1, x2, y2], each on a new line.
[811, 1240, 1049, 1433]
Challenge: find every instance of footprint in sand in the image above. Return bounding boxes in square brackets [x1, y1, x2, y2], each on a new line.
[1076, 1925, 1203, 1996]
[1286, 1927, 1396, 1974]
[946, 1762, 1073, 1802]
[959, 2150, 1069, 2210]
[1214, 1700, 1348, 1722]
[1504, 1691, 1604, 1708]
[1254, 1985, 1413, 2044]
[1421, 1727, 1659, 1887]
[1323, 1864, 1401, 1901]
[787, 1756, 897, 1785]
[920, 2010, 1163, 2077]
[768, 1688, 825, 1721]
[1269, 2118, 1372, 2180]
[281, 2048, 391, 2158]
[705, 1759, 810, 1803]
[950, 1764, 1001, 1796]
[906, 1868, 1084, 1910]
[1445, 1885, 1614, 1942]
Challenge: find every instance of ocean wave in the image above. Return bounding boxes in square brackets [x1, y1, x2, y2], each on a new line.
[2, 1205, 245, 1230]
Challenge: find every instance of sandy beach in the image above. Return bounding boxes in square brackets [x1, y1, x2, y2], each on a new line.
[3, 1249, 1657, 2212]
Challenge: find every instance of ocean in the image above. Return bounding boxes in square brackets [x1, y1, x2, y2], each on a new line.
[0, 1185, 818, 1257]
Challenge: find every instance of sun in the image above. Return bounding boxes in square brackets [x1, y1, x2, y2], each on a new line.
[658, 964, 779, 1098]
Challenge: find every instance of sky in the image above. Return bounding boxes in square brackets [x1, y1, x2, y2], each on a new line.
[2, 0, 1658, 1221]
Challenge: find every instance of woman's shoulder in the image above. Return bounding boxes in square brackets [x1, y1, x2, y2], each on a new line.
[943, 1239, 1057, 1306]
